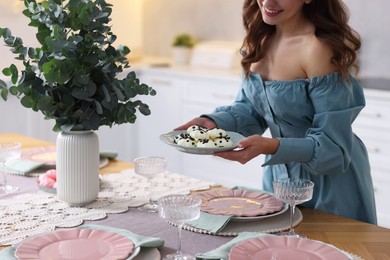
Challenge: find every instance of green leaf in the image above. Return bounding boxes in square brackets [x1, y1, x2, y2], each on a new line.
[149, 87, 157, 96]
[9, 86, 19, 95]
[139, 104, 151, 116]
[101, 84, 111, 103]
[94, 100, 103, 114]
[37, 96, 53, 111]
[72, 82, 97, 100]
[10, 64, 18, 84]
[2, 68, 11, 76]
[80, 108, 101, 130]
[42, 59, 73, 84]
[21, 96, 34, 108]
[0, 79, 8, 101]
[112, 84, 125, 101]
[73, 70, 90, 85]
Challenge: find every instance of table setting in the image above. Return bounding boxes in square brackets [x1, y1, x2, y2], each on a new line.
[1, 133, 389, 259]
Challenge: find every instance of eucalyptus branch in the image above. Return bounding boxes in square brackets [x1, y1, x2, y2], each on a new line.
[1, 0, 156, 132]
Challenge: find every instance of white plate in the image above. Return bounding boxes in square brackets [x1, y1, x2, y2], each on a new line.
[15, 229, 136, 260]
[160, 130, 245, 155]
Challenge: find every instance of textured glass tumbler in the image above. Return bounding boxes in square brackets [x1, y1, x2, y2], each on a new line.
[0, 142, 21, 194]
[273, 178, 314, 237]
[134, 156, 167, 212]
[158, 194, 202, 260]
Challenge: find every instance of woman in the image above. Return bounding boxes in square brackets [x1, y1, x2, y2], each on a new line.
[176, 0, 377, 224]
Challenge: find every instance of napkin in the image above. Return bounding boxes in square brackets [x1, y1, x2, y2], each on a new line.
[99, 151, 118, 160]
[186, 211, 233, 233]
[195, 232, 274, 260]
[79, 224, 164, 248]
[5, 158, 46, 175]
[0, 225, 164, 260]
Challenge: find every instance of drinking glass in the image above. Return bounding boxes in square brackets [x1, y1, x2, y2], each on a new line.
[273, 178, 314, 237]
[134, 156, 167, 212]
[157, 194, 202, 260]
[0, 142, 21, 194]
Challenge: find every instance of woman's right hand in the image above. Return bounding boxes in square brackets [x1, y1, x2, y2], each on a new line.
[174, 117, 217, 130]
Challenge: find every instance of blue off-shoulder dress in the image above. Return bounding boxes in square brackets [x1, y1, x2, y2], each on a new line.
[204, 72, 377, 224]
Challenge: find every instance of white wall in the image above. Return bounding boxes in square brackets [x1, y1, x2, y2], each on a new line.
[345, 0, 390, 78]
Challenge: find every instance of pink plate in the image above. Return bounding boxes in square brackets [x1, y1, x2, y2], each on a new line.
[228, 236, 349, 260]
[197, 189, 284, 217]
[22, 146, 56, 165]
[15, 229, 134, 260]
[22, 147, 110, 168]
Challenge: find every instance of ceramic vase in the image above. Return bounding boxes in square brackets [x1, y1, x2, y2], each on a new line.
[56, 131, 100, 206]
[172, 47, 192, 65]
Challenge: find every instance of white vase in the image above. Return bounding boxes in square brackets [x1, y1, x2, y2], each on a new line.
[172, 47, 192, 65]
[56, 131, 100, 206]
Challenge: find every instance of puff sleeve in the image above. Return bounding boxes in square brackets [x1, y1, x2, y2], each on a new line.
[264, 74, 366, 176]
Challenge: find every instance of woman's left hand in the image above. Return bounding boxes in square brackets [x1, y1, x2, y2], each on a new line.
[214, 135, 280, 164]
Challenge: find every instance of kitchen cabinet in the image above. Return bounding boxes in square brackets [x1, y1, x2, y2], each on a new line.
[352, 88, 390, 228]
[130, 70, 185, 173]
[0, 95, 57, 143]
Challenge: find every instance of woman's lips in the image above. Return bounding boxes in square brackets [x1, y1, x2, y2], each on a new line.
[263, 7, 282, 17]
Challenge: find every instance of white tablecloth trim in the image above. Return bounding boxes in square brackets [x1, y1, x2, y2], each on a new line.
[0, 170, 214, 245]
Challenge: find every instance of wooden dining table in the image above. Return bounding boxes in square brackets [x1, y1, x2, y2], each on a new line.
[1, 132, 390, 260]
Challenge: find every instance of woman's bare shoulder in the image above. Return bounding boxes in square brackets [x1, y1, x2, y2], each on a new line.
[301, 35, 337, 78]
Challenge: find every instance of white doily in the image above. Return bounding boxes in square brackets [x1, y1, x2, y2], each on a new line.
[0, 170, 214, 245]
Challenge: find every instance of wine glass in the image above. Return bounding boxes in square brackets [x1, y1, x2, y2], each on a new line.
[134, 156, 167, 212]
[0, 142, 21, 194]
[157, 194, 202, 260]
[273, 178, 314, 237]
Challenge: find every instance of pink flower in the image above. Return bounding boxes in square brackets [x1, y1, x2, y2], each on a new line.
[38, 169, 57, 188]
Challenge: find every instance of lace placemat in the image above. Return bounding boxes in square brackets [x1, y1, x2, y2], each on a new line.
[0, 170, 214, 245]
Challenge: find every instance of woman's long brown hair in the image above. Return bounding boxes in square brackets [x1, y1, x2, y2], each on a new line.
[241, 0, 361, 79]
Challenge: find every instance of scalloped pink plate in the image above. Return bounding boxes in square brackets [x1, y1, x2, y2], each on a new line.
[22, 146, 57, 165]
[15, 229, 134, 260]
[22, 146, 110, 168]
[229, 236, 349, 260]
[197, 189, 284, 217]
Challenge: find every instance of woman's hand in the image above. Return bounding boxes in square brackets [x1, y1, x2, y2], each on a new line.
[214, 135, 280, 164]
[174, 117, 217, 130]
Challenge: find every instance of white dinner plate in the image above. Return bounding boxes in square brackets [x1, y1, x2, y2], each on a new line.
[160, 130, 245, 155]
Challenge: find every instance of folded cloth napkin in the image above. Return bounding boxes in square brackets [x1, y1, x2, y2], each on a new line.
[195, 232, 274, 260]
[0, 224, 164, 260]
[99, 151, 118, 160]
[79, 224, 164, 248]
[5, 158, 46, 175]
[186, 211, 233, 233]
